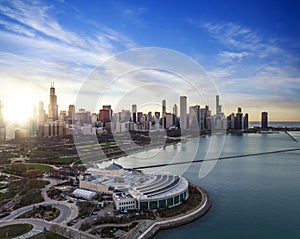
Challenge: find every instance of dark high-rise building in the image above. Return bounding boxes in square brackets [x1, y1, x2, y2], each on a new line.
[48, 82, 58, 120]
[132, 104, 137, 123]
[261, 112, 268, 129]
[236, 108, 243, 130]
[148, 112, 153, 123]
[228, 113, 235, 129]
[137, 112, 143, 123]
[162, 99, 166, 117]
[243, 113, 249, 130]
[173, 104, 179, 127]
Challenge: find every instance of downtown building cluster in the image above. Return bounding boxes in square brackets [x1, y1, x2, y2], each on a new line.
[1, 84, 270, 140]
[36, 84, 231, 138]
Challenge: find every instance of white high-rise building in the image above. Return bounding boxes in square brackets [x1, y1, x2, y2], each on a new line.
[180, 96, 187, 130]
[29, 106, 37, 137]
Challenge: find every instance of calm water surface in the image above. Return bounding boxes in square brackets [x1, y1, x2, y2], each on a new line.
[98, 132, 300, 239]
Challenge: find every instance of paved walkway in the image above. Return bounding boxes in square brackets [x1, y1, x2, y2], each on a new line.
[137, 186, 210, 239]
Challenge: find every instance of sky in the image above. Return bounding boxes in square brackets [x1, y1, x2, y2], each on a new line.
[0, 0, 300, 122]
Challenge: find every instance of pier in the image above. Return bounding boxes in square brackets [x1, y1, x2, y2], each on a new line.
[130, 147, 300, 170]
[285, 131, 298, 142]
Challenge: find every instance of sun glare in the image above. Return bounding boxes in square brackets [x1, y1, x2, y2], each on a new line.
[3, 93, 35, 124]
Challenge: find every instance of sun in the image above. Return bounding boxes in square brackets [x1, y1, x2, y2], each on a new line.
[3, 92, 36, 124]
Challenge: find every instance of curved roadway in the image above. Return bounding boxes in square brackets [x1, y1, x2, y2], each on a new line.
[0, 175, 81, 238]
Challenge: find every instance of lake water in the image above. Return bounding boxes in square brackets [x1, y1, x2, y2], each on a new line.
[98, 130, 300, 239]
[250, 121, 300, 128]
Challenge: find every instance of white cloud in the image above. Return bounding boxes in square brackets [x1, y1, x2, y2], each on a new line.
[218, 51, 252, 63]
[0, 0, 139, 111]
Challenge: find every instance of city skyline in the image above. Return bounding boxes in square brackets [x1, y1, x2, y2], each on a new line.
[0, 82, 291, 125]
[0, 83, 259, 140]
[0, 1, 300, 122]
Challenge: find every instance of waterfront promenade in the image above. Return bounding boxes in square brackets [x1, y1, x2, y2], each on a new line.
[134, 185, 211, 239]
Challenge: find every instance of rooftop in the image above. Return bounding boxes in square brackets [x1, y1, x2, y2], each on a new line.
[106, 162, 123, 170]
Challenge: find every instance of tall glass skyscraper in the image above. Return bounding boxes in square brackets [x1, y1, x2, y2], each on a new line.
[180, 96, 187, 130]
[48, 82, 58, 120]
[261, 112, 268, 129]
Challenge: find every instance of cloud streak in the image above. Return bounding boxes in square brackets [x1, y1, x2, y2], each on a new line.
[0, 0, 138, 109]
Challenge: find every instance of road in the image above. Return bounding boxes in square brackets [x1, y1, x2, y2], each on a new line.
[0, 218, 99, 239]
[0, 199, 80, 238]
[0, 200, 75, 224]
[0, 175, 80, 238]
[41, 176, 67, 202]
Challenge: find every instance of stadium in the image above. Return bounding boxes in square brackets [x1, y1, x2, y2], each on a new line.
[79, 162, 189, 211]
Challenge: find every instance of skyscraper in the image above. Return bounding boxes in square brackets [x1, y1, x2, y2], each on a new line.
[261, 112, 268, 129]
[38, 101, 47, 123]
[132, 104, 137, 123]
[173, 104, 179, 127]
[236, 107, 243, 130]
[189, 105, 200, 129]
[99, 105, 112, 126]
[48, 82, 58, 120]
[29, 106, 37, 137]
[173, 104, 178, 117]
[216, 95, 222, 117]
[162, 99, 166, 117]
[68, 104, 75, 119]
[243, 113, 249, 130]
[180, 96, 187, 130]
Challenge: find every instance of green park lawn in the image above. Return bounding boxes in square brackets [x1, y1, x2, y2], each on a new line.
[0, 224, 33, 239]
[29, 231, 68, 239]
[51, 157, 75, 164]
[25, 163, 53, 173]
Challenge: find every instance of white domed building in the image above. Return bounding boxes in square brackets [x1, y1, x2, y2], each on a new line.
[79, 162, 189, 211]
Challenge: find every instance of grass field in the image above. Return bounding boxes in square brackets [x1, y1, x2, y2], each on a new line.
[77, 142, 120, 149]
[29, 231, 68, 239]
[25, 163, 53, 173]
[51, 157, 75, 164]
[0, 224, 33, 239]
[0, 182, 8, 189]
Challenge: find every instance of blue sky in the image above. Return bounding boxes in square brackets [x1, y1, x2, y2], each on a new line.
[0, 0, 299, 121]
